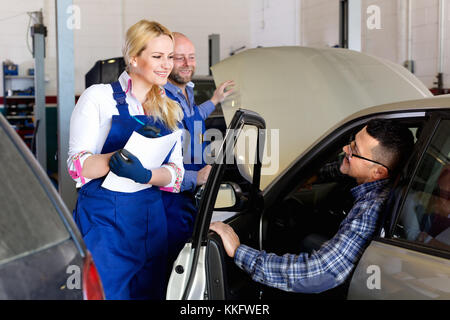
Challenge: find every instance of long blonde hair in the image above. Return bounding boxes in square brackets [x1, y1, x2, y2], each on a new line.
[123, 20, 183, 131]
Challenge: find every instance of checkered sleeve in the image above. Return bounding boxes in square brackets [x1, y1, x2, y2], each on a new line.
[234, 244, 338, 293]
[233, 182, 387, 293]
[159, 129, 184, 193]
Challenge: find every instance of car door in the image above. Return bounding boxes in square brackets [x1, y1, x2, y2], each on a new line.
[166, 109, 266, 300]
[348, 112, 450, 299]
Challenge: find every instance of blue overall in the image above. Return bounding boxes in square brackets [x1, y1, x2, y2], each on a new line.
[73, 81, 177, 300]
[163, 89, 207, 267]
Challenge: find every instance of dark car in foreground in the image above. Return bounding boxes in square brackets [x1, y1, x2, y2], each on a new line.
[0, 113, 104, 300]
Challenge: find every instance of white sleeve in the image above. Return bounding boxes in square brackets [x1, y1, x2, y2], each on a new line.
[67, 86, 103, 187]
[160, 129, 185, 193]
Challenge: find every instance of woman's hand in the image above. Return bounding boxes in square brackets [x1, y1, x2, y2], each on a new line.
[109, 149, 153, 184]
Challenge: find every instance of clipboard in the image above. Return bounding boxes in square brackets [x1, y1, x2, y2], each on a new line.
[102, 130, 182, 192]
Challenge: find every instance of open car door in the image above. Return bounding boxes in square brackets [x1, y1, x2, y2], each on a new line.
[167, 109, 266, 300]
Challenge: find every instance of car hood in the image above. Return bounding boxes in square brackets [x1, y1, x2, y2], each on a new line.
[210, 46, 432, 190]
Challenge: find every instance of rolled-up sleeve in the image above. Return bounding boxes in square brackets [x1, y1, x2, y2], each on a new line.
[197, 100, 215, 120]
[67, 86, 104, 187]
[160, 129, 185, 193]
[180, 170, 198, 193]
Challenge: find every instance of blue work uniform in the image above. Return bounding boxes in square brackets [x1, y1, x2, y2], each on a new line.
[163, 82, 215, 267]
[73, 81, 180, 300]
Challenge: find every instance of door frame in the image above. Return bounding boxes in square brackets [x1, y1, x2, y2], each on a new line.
[181, 109, 266, 299]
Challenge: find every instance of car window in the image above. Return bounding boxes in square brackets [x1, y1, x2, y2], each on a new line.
[211, 123, 261, 221]
[395, 120, 450, 253]
[263, 121, 423, 255]
[0, 126, 69, 265]
[234, 124, 259, 184]
[263, 128, 358, 254]
[192, 79, 215, 105]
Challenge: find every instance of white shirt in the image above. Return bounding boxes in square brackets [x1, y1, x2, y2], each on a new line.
[67, 71, 183, 189]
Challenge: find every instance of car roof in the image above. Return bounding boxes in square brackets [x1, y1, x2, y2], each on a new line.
[322, 94, 450, 142]
[192, 75, 214, 81]
[348, 94, 450, 117]
[211, 46, 434, 190]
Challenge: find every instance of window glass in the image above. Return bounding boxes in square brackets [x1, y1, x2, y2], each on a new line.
[0, 126, 69, 265]
[211, 124, 260, 222]
[264, 122, 422, 255]
[234, 124, 258, 184]
[263, 128, 357, 255]
[395, 120, 450, 252]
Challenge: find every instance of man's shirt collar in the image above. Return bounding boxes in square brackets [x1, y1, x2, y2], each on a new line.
[164, 81, 195, 95]
[351, 178, 390, 201]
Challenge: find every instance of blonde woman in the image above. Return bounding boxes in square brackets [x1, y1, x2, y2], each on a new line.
[68, 20, 184, 300]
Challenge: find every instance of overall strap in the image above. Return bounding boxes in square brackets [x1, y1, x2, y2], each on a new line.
[165, 88, 181, 105]
[110, 81, 130, 116]
[165, 89, 189, 129]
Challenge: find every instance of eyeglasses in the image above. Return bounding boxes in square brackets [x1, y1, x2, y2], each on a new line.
[347, 135, 391, 172]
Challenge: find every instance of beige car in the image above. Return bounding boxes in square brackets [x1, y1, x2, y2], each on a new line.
[167, 47, 450, 300]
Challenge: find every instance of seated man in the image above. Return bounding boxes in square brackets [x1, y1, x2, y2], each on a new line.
[210, 119, 414, 294]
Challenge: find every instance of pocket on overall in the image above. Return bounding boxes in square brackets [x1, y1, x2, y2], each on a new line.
[74, 184, 117, 237]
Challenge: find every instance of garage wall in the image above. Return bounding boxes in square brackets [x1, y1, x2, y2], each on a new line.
[300, 0, 448, 89]
[0, 0, 253, 97]
[71, 0, 252, 95]
[1, 0, 448, 100]
[301, 0, 340, 47]
[249, 0, 300, 48]
[0, 0, 51, 98]
[363, 0, 443, 88]
[408, 0, 442, 88]
[362, 0, 403, 63]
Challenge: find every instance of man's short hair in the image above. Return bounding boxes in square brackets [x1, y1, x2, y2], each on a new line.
[366, 119, 415, 173]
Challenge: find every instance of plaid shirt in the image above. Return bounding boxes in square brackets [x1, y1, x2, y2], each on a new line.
[234, 178, 391, 293]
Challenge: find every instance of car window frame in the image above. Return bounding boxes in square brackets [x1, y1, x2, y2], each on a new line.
[180, 109, 266, 299]
[260, 110, 428, 249]
[378, 111, 450, 260]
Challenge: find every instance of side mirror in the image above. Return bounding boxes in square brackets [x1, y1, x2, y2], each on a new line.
[214, 182, 247, 211]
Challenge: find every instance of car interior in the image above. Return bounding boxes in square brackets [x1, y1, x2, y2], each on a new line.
[259, 119, 425, 299]
[206, 116, 427, 300]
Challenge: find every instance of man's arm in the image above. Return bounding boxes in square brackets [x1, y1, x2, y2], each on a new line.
[210, 196, 380, 294]
[197, 100, 216, 121]
[181, 170, 198, 193]
[180, 165, 212, 192]
[209, 221, 339, 293]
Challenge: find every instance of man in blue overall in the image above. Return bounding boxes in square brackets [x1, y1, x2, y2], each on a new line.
[163, 32, 234, 269]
